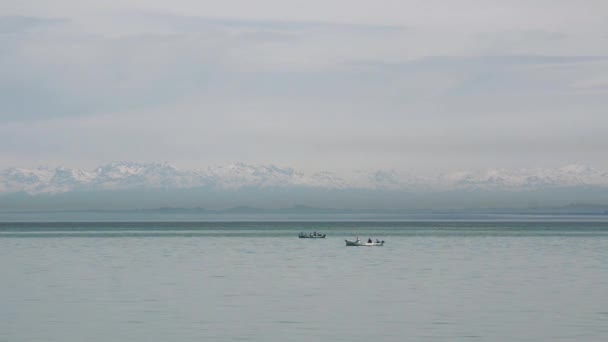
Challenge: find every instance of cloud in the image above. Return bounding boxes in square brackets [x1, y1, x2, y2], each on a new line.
[0, 12, 413, 123]
[119, 11, 407, 33]
[0, 15, 66, 34]
[570, 76, 608, 90]
[0, 5, 607, 173]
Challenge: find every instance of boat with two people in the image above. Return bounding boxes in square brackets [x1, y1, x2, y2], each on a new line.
[299, 231, 326, 238]
[345, 237, 385, 246]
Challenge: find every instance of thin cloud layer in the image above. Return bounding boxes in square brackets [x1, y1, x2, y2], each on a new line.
[1, 1, 607, 174]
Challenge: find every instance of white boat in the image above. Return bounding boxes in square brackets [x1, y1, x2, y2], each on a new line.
[299, 232, 326, 238]
[345, 238, 384, 246]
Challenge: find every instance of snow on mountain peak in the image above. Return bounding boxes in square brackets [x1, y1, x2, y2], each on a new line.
[0, 162, 607, 195]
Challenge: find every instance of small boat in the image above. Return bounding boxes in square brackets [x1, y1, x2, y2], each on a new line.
[299, 232, 326, 238]
[345, 238, 384, 246]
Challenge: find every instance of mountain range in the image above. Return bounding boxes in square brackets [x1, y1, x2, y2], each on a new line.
[2, 162, 608, 212]
[2, 161, 608, 195]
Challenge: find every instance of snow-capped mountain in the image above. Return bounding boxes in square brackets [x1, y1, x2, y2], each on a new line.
[434, 164, 608, 191]
[346, 164, 608, 192]
[0, 162, 350, 195]
[1, 162, 607, 195]
[195, 163, 339, 190]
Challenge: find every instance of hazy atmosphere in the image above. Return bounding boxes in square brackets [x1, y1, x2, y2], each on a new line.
[2, 1, 608, 210]
[4, 3, 608, 342]
[2, 1, 608, 172]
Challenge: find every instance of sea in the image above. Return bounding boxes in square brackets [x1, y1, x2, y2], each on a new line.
[2, 215, 608, 341]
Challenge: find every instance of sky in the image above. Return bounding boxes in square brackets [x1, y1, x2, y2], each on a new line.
[1, 0, 608, 175]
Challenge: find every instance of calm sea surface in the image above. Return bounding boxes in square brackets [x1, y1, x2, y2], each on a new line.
[2, 221, 608, 341]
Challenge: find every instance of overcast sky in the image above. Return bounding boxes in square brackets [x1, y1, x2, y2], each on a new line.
[1, 0, 607, 174]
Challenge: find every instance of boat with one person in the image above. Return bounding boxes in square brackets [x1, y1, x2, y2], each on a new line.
[299, 232, 326, 238]
[345, 237, 384, 246]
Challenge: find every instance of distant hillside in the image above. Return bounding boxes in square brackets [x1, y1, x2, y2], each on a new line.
[136, 203, 608, 215]
[2, 185, 608, 212]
